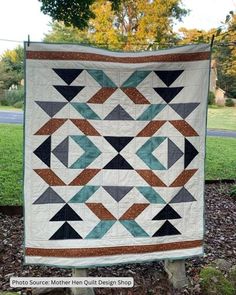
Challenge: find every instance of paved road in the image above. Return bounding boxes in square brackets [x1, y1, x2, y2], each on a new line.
[207, 129, 236, 138]
[0, 110, 23, 124]
[0, 111, 236, 138]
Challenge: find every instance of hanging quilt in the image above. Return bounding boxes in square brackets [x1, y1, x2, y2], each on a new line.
[24, 43, 211, 267]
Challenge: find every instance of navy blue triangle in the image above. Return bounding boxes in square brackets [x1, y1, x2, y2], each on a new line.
[104, 137, 133, 152]
[154, 70, 184, 87]
[185, 139, 198, 168]
[50, 204, 82, 221]
[53, 68, 83, 85]
[53, 85, 84, 101]
[103, 154, 133, 170]
[153, 221, 181, 237]
[33, 136, 51, 167]
[49, 222, 82, 240]
[153, 87, 183, 103]
[152, 204, 181, 220]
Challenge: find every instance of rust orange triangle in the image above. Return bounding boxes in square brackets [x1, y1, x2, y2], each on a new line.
[70, 119, 101, 136]
[86, 203, 116, 220]
[170, 169, 198, 187]
[136, 170, 166, 187]
[69, 169, 101, 186]
[34, 119, 67, 135]
[34, 169, 66, 186]
[121, 88, 150, 104]
[169, 120, 198, 136]
[88, 87, 117, 103]
[119, 203, 149, 220]
[137, 120, 166, 137]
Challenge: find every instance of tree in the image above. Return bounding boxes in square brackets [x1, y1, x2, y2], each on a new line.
[214, 12, 236, 97]
[39, 0, 120, 29]
[0, 46, 24, 89]
[176, 11, 236, 98]
[44, 0, 188, 50]
[115, 0, 187, 49]
[0, 61, 13, 92]
[177, 28, 215, 45]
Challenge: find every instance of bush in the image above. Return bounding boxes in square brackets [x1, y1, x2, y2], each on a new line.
[200, 266, 235, 295]
[0, 99, 10, 106]
[13, 101, 24, 109]
[225, 98, 235, 107]
[4, 87, 24, 105]
[208, 91, 215, 105]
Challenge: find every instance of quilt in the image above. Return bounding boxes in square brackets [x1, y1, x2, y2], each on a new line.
[24, 43, 211, 267]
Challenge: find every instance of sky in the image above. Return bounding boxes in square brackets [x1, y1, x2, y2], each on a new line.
[0, 0, 235, 55]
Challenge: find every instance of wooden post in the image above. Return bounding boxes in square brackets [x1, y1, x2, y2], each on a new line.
[164, 259, 188, 289]
[71, 268, 95, 295]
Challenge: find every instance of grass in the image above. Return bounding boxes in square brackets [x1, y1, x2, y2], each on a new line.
[0, 124, 23, 205]
[200, 266, 235, 295]
[0, 124, 235, 205]
[207, 106, 236, 131]
[0, 105, 22, 111]
[206, 137, 236, 180]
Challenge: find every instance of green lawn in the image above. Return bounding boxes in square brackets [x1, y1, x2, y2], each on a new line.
[0, 105, 22, 111]
[207, 106, 236, 131]
[0, 124, 235, 205]
[0, 124, 23, 205]
[206, 137, 236, 180]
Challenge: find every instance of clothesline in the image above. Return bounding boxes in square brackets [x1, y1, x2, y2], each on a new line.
[0, 38, 235, 47]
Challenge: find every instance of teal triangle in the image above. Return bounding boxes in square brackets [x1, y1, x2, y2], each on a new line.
[85, 220, 116, 239]
[122, 71, 151, 87]
[120, 220, 149, 237]
[137, 104, 166, 120]
[136, 137, 166, 170]
[71, 103, 101, 120]
[87, 70, 116, 87]
[69, 186, 100, 203]
[69, 135, 101, 169]
[137, 187, 166, 204]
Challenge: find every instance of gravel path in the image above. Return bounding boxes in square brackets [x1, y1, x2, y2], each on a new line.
[0, 183, 236, 295]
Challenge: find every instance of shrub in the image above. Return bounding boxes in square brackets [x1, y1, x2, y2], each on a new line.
[200, 266, 235, 295]
[0, 99, 10, 106]
[208, 91, 215, 105]
[225, 98, 235, 107]
[4, 87, 24, 105]
[13, 101, 24, 109]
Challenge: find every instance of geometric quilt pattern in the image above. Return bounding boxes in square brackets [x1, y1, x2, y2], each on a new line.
[24, 43, 211, 267]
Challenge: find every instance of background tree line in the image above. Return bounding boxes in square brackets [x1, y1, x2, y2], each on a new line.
[0, 0, 235, 103]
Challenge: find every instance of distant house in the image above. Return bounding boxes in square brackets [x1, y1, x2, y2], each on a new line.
[210, 60, 226, 106]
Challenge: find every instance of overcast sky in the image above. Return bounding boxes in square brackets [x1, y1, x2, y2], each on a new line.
[0, 0, 235, 54]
